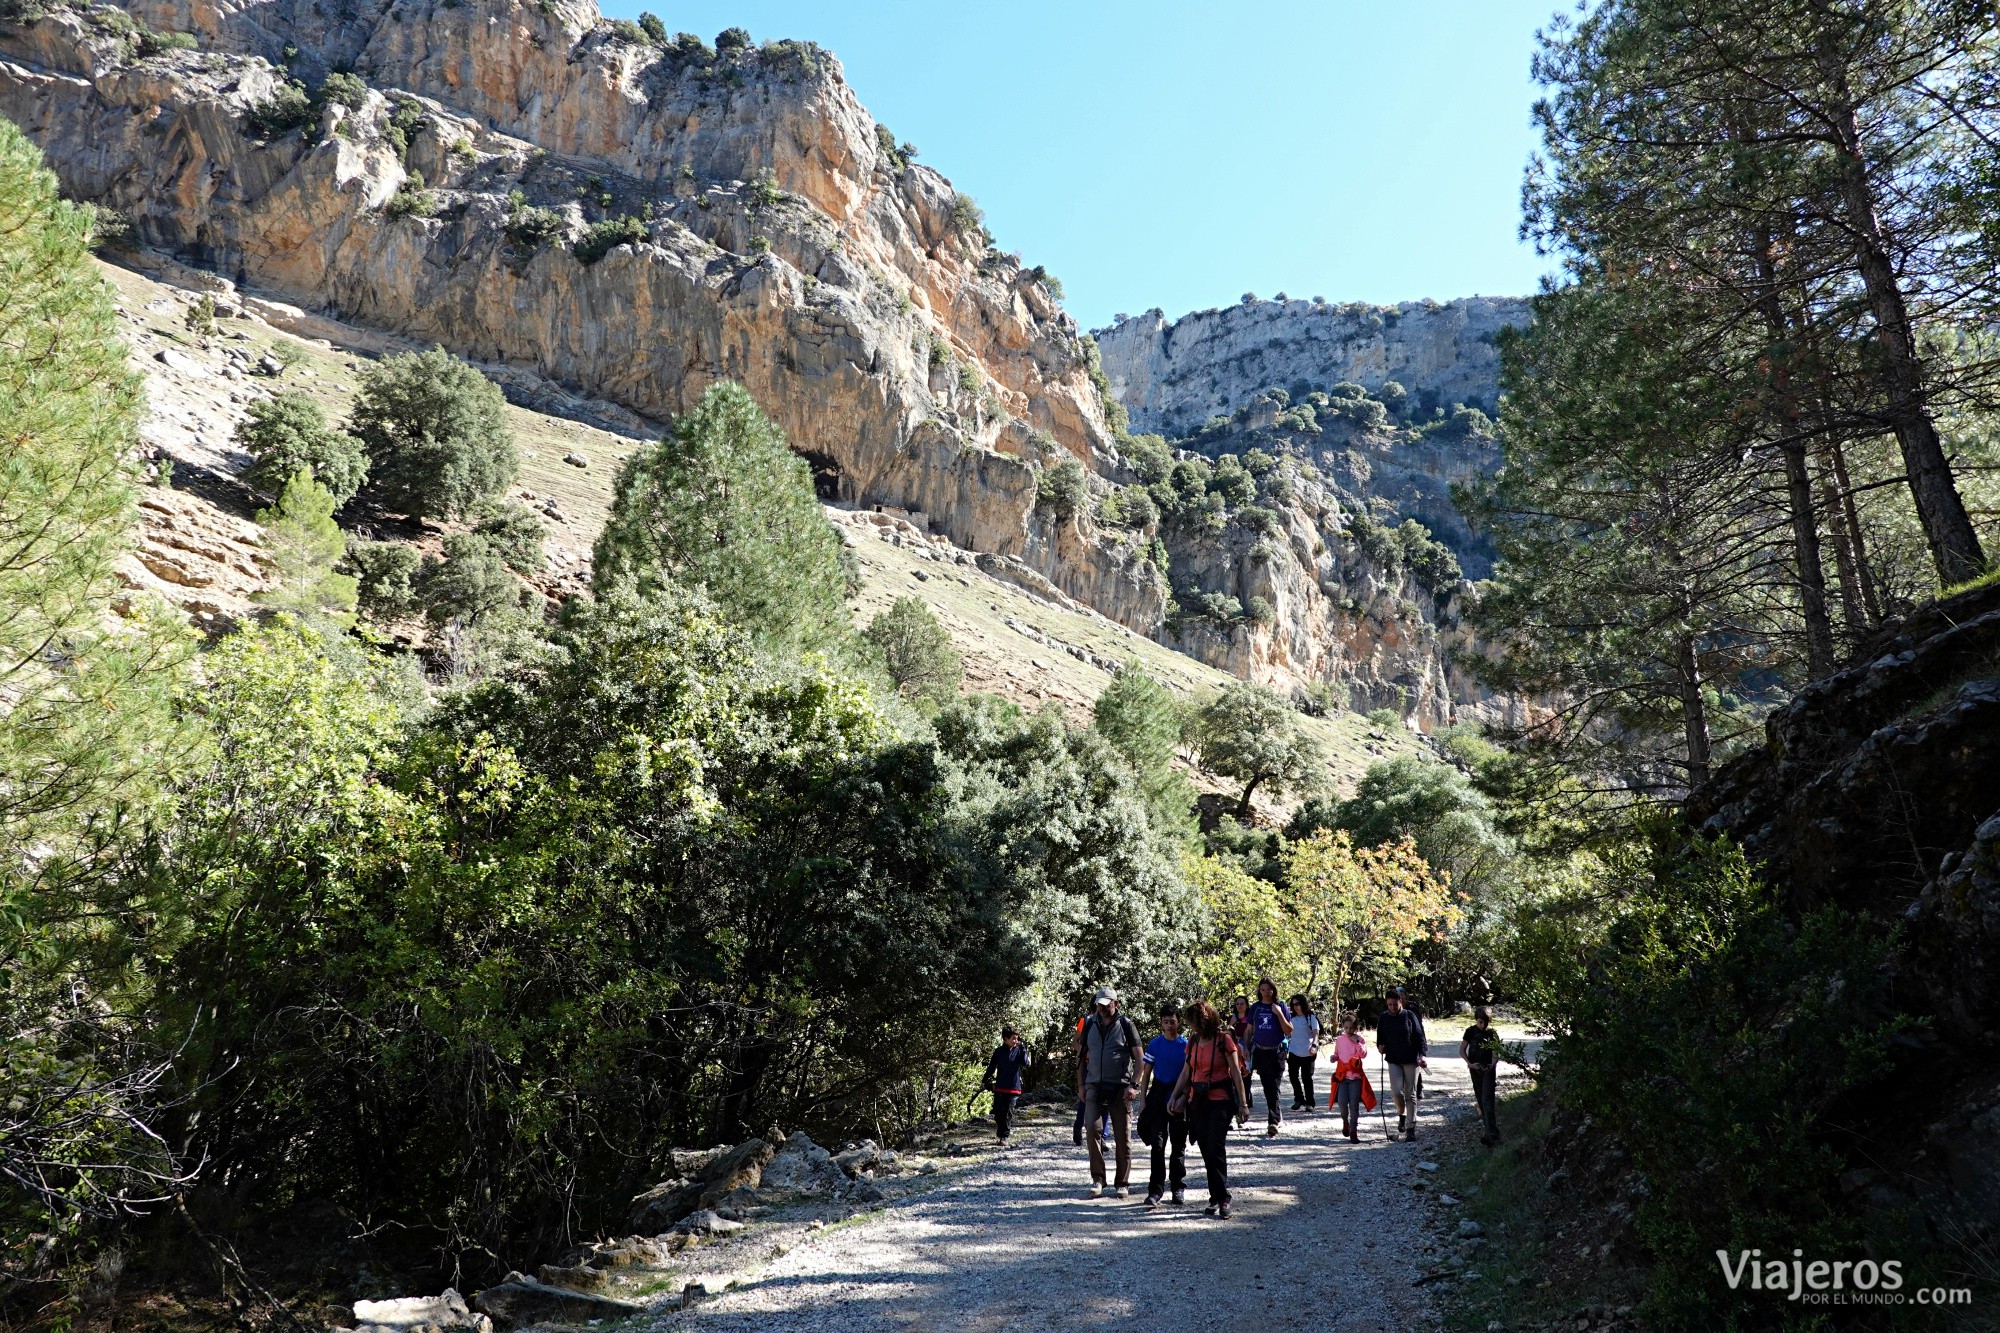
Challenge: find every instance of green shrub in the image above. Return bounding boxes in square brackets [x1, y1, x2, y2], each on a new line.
[417, 531, 519, 626]
[505, 198, 567, 249]
[874, 123, 917, 169]
[183, 293, 217, 339]
[318, 71, 367, 109]
[345, 538, 420, 620]
[956, 362, 980, 395]
[134, 27, 197, 56]
[864, 596, 962, 704]
[948, 191, 985, 239]
[385, 171, 438, 219]
[1208, 454, 1255, 506]
[254, 469, 358, 621]
[348, 346, 516, 519]
[383, 94, 424, 158]
[1237, 504, 1280, 536]
[714, 25, 752, 56]
[1122, 432, 1173, 484]
[749, 171, 784, 207]
[1513, 836, 1906, 1328]
[1099, 484, 1158, 531]
[1421, 403, 1495, 441]
[1036, 455, 1087, 522]
[245, 80, 314, 138]
[673, 31, 713, 64]
[472, 500, 547, 573]
[572, 214, 647, 264]
[1395, 519, 1461, 595]
[636, 11, 667, 43]
[608, 18, 647, 44]
[1365, 707, 1402, 729]
[238, 390, 369, 505]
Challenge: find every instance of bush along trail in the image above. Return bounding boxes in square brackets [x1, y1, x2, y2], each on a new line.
[328, 1046, 1523, 1333]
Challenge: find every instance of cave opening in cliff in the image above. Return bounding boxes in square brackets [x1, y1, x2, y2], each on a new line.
[798, 450, 846, 502]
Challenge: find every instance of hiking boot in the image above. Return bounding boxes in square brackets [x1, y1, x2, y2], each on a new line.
[1113, 1185, 1129, 1199]
[1171, 1189, 1186, 1206]
[1144, 1193, 1161, 1208]
[1406, 1124, 1418, 1141]
[1266, 1122, 1279, 1138]
[1203, 1201, 1219, 1217]
[1218, 1202, 1233, 1220]
[1088, 1183, 1103, 1199]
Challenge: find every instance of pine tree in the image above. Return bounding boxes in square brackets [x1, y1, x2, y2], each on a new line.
[593, 381, 852, 655]
[864, 596, 962, 703]
[1528, 0, 1995, 590]
[0, 117, 183, 877]
[255, 468, 358, 622]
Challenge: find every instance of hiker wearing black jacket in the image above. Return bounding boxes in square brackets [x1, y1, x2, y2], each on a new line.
[1375, 986, 1428, 1141]
[981, 1028, 1031, 1145]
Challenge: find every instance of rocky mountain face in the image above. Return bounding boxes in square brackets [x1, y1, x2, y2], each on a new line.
[0, 0, 1515, 728]
[0, 0, 1159, 614]
[1686, 577, 2000, 1234]
[1097, 295, 1527, 576]
[1096, 295, 1526, 440]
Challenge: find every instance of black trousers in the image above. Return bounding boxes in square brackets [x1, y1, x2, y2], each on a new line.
[992, 1090, 1019, 1141]
[1471, 1064, 1499, 1140]
[1251, 1046, 1284, 1124]
[1143, 1086, 1187, 1197]
[1190, 1096, 1232, 1203]
[1287, 1052, 1317, 1107]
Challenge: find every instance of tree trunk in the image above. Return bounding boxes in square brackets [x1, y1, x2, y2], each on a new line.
[1238, 772, 1267, 818]
[1678, 632, 1712, 790]
[1816, 448, 1869, 633]
[1782, 440, 1837, 676]
[1825, 83, 1986, 585]
[1830, 441, 1885, 622]
[1752, 225, 1836, 676]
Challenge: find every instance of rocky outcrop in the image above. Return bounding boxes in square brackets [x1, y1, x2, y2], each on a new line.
[0, 1, 1160, 629]
[1685, 577, 2000, 1243]
[1096, 295, 1527, 439]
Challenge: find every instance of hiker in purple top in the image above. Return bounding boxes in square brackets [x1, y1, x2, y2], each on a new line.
[1246, 977, 1293, 1135]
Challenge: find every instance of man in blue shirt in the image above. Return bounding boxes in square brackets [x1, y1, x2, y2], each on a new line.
[1136, 1003, 1190, 1207]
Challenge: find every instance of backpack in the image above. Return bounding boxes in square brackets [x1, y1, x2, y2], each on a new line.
[1079, 1013, 1140, 1084]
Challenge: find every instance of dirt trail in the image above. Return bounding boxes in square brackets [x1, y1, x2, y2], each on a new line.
[665, 1054, 1479, 1331]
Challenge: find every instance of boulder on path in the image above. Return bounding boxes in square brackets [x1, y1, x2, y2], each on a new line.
[761, 1131, 847, 1195]
[351, 1289, 490, 1333]
[628, 1136, 777, 1231]
[470, 1274, 643, 1330]
[832, 1140, 901, 1179]
[673, 1209, 743, 1236]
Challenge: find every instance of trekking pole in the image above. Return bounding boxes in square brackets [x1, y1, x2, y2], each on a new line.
[1377, 1053, 1390, 1140]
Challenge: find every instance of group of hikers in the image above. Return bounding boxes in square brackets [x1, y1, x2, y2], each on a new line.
[980, 981, 1507, 1219]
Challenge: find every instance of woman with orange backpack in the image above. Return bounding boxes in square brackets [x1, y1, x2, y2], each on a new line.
[1330, 1010, 1376, 1142]
[1168, 999, 1250, 1219]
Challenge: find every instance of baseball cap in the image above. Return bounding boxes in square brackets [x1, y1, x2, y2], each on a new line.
[1093, 986, 1116, 1007]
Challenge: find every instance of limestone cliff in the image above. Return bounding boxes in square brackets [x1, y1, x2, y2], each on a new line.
[0, 0, 1511, 728]
[0, 0, 1160, 625]
[1096, 295, 1526, 440]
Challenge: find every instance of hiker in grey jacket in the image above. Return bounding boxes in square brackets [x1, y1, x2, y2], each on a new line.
[1073, 985, 1142, 1198]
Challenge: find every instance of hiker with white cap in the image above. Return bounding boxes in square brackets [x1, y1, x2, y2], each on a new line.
[1072, 985, 1142, 1198]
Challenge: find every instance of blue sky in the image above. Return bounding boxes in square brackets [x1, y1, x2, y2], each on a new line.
[598, 2, 1556, 329]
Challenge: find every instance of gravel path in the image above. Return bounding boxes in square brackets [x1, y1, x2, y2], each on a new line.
[667, 1054, 1478, 1331]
